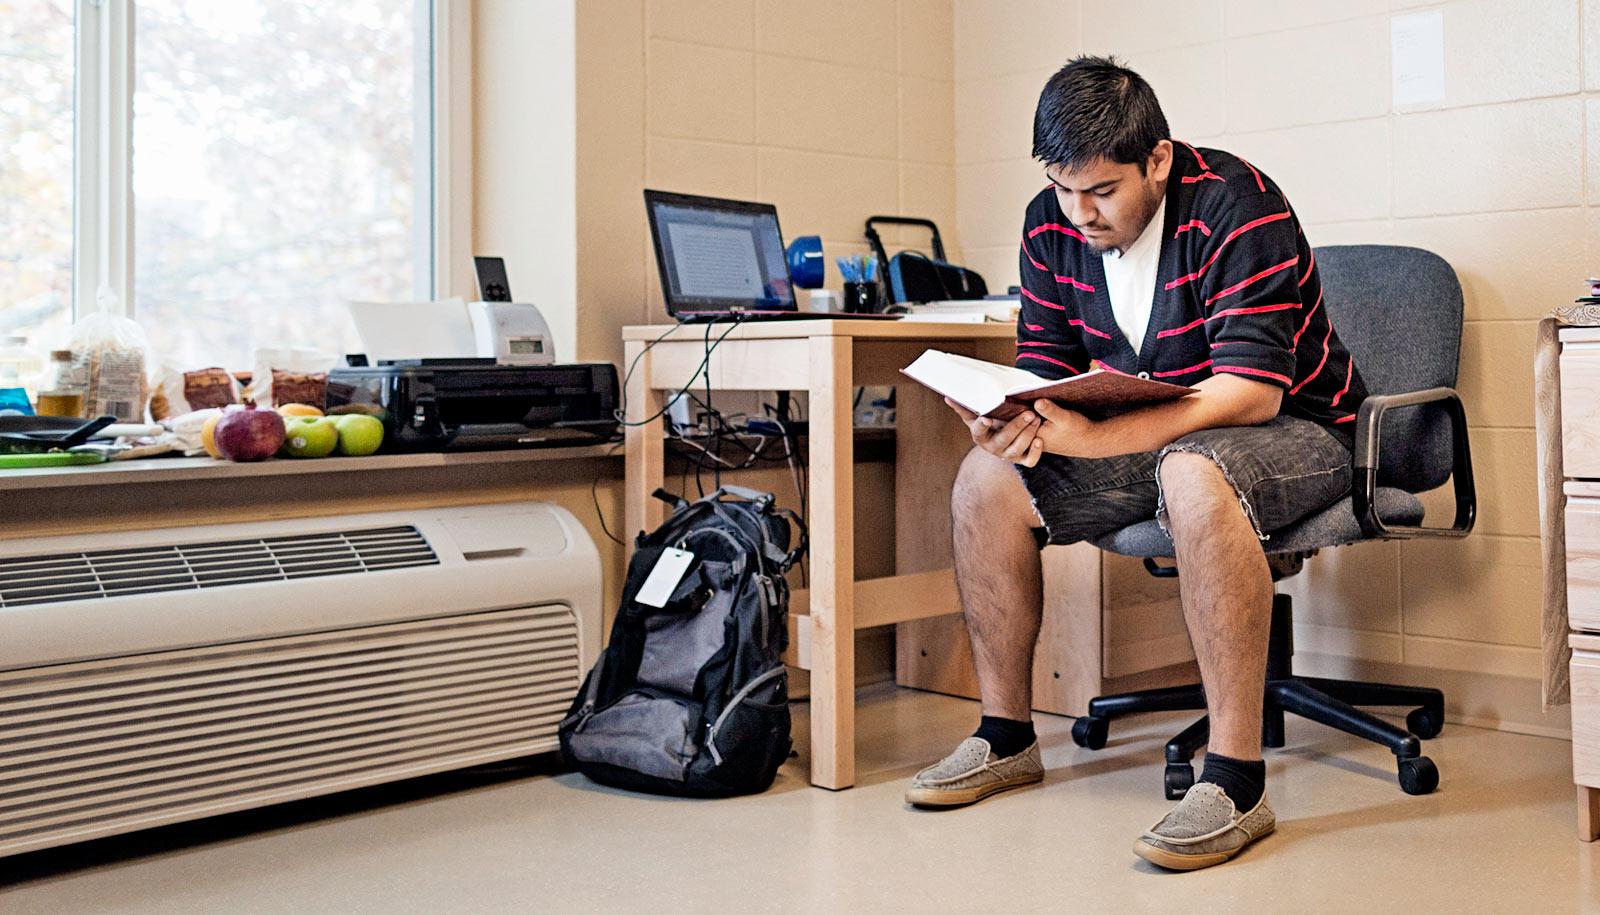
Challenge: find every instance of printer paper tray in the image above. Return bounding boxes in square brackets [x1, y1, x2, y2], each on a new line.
[439, 421, 619, 451]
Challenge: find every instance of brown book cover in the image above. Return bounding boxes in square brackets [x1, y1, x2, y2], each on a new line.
[900, 349, 1197, 420]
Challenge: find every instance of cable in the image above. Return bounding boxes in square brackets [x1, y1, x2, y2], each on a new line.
[603, 318, 742, 539]
[702, 319, 722, 491]
[614, 322, 679, 424]
[590, 440, 626, 546]
[612, 317, 814, 584]
[767, 396, 809, 588]
[613, 319, 745, 428]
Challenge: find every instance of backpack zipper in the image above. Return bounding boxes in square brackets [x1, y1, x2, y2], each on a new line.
[563, 663, 605, 733]
[755, 573, 776, 648]
[705, 664, 787, 766]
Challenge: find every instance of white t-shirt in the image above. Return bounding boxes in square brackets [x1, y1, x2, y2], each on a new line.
[1101, 197, 1165, 356]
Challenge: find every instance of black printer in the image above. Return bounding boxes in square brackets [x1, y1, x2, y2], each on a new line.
[325, 359, 619, 452]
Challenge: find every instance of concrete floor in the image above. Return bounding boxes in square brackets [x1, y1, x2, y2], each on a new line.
[4, 682, 1598, 913]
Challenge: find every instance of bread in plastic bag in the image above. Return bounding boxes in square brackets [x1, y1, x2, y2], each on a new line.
[250, 348, 333, 409]
[150, 365, 241, 420]
[68, 310, 150, 422]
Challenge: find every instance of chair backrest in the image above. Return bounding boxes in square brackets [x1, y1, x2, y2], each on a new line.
[1314, 245, 1463, 493]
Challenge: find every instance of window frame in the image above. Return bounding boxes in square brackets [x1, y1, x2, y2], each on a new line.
[70, 0, 473, 322]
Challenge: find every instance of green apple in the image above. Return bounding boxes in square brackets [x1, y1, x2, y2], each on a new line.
[334, 413, 385, 456]
[281, 416, 339, 458]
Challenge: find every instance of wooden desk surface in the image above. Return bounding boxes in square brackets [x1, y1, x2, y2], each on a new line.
[622, 319, 1017, 342]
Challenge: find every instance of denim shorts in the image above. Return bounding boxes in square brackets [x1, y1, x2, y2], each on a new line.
[1015, 415, 1354, 547]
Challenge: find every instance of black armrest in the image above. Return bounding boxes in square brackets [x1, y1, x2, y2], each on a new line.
[1351, 387, 1475, 539]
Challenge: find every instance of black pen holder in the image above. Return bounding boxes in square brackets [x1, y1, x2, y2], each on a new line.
[843, 281, 881, 314]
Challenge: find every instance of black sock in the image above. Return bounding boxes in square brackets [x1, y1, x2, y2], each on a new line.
[1198, 752, 1266, 810]
[972, 715, 1035, 758]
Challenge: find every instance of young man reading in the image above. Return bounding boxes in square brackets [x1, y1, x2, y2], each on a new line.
[904, 57, 1367, 871]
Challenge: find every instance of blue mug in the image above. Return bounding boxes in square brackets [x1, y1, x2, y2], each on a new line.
[786, 235, 825, 289]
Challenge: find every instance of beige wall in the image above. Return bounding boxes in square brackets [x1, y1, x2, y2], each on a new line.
[953, 0, 1583, 734]
[574, 0, 958, 367]
[468, 0, 957, 686]
[475, 1, 579, 361]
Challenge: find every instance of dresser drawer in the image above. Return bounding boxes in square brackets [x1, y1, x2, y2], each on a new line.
[1561, 340, 1600, 479]
[1573, 647, 1600, 788]
[1571, 495, 1600, 632]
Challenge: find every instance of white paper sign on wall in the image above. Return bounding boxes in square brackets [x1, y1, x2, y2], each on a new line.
[1392, 9, 1445, 106]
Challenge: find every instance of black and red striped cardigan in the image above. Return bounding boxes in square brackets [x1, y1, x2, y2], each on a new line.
[1016, 141, 1367, 445]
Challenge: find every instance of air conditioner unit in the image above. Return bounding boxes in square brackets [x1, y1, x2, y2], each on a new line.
[0, 500, 602, 858]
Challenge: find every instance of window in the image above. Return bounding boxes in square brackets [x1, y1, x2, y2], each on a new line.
[0, 1, 76, 348]
[134, 1, 429, 368]
[1, 1, 460, 372]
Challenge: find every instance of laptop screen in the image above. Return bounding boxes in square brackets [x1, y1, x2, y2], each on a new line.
[645, 190, 794, 314]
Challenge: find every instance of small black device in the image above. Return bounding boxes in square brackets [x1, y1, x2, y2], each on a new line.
[864, 215, 988, 304]
[644, 189, 896, 323]
[325, 360, 619, 451]
[474, 256, 514, 302]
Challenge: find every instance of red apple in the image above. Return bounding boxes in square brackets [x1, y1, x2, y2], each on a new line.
[213, 403, 286, 462]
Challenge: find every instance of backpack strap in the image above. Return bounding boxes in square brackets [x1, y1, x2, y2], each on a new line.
[710, 487, 806, 572]
[710, 484, 773, 510]
[652, 488, 689, 511]
[638, 492, 717, 548]
[649, 486, 806, 572]
[771, 507, 808, 571]
[676, 525, 752, 577]
[706, 500, 792, 571]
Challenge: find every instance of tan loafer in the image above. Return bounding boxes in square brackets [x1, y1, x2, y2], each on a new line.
[904, 737, 1043, 808]
[1133, 783, 1276, 870]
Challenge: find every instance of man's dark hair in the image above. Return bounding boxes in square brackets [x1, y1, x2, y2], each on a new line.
[1032, 55, 1169, 173]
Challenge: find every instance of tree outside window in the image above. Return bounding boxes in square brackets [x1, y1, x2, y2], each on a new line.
[0, 0, 434, 375]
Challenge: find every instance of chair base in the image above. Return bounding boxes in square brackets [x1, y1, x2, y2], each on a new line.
[1071, 593, 1445, 799]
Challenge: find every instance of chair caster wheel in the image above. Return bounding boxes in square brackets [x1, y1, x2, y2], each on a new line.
[1397, 756, 1438, 795]
[1406, 706, 1444, 740]
[1164, 764, 1194, 800]
[1071, 715, 1108, 750]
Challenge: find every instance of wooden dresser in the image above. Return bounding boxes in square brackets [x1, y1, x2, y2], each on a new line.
[1559, 326, 1600, 840]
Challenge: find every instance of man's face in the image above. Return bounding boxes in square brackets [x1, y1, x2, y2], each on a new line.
[1045, 140, 1173, 255]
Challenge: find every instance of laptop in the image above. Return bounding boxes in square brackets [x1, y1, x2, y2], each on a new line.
[644, 189, 898, 323]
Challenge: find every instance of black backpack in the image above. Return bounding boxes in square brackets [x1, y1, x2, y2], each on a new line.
[559, 486, 805, 797]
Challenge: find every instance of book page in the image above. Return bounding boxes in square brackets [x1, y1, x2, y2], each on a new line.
[901, 351, 1024, 414]
[1006, 368, 1099, 397]
[927, 351, 1044, 386]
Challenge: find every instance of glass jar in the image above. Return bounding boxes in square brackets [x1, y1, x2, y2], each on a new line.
[36, 349, 88, 418]
[0, 335, 35, 388]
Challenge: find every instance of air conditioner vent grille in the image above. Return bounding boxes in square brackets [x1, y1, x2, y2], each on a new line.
[0, 526, 438, 608]
[0, 605, 580, 857]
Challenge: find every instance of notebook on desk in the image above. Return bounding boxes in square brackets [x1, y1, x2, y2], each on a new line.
[644, 189, 898, 324]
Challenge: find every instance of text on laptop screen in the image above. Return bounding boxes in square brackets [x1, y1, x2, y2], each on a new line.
[652, 201, 791, 310]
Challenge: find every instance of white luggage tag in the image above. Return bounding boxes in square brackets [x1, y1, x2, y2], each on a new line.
[635, 547, 696, 608]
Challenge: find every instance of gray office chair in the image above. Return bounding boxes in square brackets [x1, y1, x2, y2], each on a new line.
[1069, 245, 1476, 798]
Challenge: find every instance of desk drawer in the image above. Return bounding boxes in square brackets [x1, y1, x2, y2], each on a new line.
[1571, 496, 1600, 632]
[1561, 341, 1600, 479]
[1573, 649, 1600, 788]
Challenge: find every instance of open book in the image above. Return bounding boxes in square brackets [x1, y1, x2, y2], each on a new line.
[900, 350, 1197, 420]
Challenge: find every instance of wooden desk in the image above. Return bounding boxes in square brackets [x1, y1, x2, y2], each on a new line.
[622, 319, 1015, 789]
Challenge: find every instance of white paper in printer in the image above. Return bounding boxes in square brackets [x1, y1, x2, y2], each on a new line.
[347, 297, 477, 362]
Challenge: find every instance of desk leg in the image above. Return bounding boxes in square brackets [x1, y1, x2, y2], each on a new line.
[624, 339, 667, 555]
[808, 334, 855, 790]
[1581, 785, 1600, 842]
[893, 365, 978, 692]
